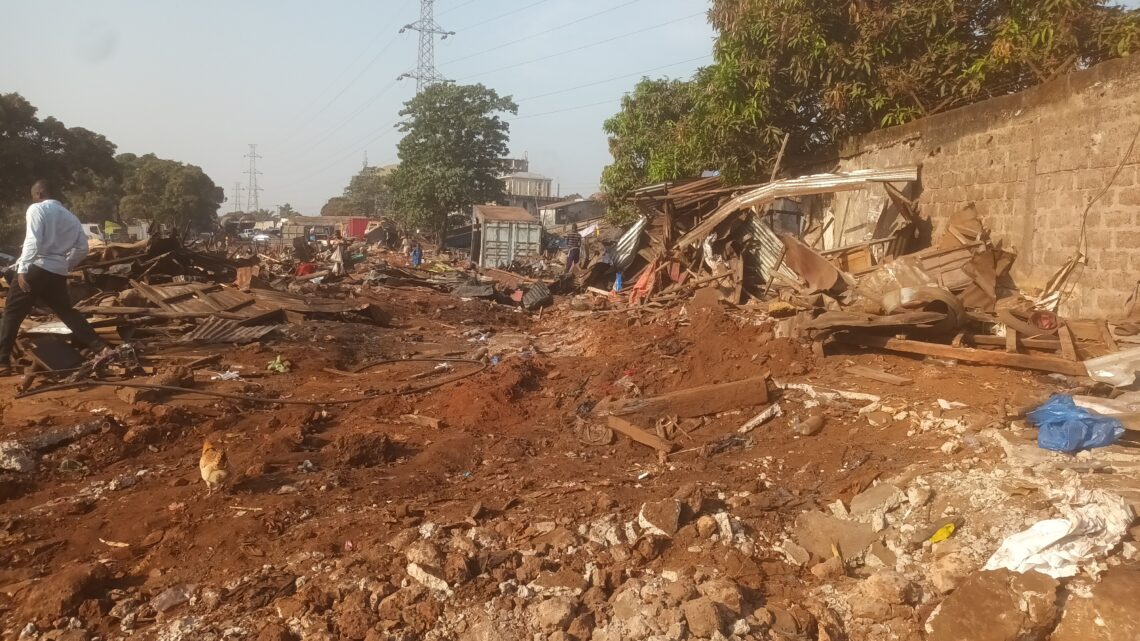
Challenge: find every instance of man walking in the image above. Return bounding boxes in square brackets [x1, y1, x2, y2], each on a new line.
[565, 223, 582, 273]
[0, 180, 109, 375]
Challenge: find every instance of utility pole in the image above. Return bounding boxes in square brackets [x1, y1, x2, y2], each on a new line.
[397, 0, 455, 94]
[244, 144, 262, 213]
[232, 182, 244, 213]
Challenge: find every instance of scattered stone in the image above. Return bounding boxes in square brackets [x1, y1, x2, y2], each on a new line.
[256, 622, 294, 641]
[404, 540, 444, 568]
[531, 568, 588, 596]
[793, 511, 877, 561]
[695, 515, 718, 538]
[928, 552, 973, 594]
[779, 540, 812, 566]
[697, 578, 745, 616]
[19, 563, 110, 624]
[529, 597, 577, 632]
[334, 591, 376, 640]
[866, 541, 897, 569]
[906, 484, 932, 507]
[849, 483, 903, 516]
[638, 499, 682, 537]
[769, 605, 816, 638]
[406, 563, 452, 597]
[682, 597, 725, 638]
[940, 439, 961, 455]
[1051, 568, 1140, 641]
[810, 556, 845, 580]
[792, 415, 825, 436]
[151, 584, 196, 614]
[334, 433, 395, 467]
[0, 441, 35, 473]
[925, 569, 1058, 641]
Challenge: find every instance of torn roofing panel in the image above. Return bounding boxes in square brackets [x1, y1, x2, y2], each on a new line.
[179, 317, 280, 344]
[675, 167, 920, 249]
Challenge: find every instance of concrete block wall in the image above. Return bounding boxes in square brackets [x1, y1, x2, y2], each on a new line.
[816, 56, 1140, 319]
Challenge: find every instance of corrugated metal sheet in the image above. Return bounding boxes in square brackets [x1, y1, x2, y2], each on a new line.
[749, 215, 800, 283]
[615, 215, 649, 271]
[676, 167, 920, 249]
[180, 317, 280, 344]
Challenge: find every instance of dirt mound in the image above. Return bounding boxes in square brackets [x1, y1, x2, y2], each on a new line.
[18, 562, 111, 625]
[334, 433, 395, 467]
[429, 358, 547, 432]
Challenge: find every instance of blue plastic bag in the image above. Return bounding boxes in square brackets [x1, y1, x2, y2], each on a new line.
[1026, 395, 1125, 453]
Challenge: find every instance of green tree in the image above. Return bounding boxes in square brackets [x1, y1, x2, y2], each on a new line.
[344, 165, 395, 218]
[388, 83, 517, 239]
[276, 203, 298, 218]
[600, 78, 701, 223]
[0, 93, 119, 244]
[601, 1, 1140, 191]
[320, 196, 351, 217]
[118, 154, 224, 231]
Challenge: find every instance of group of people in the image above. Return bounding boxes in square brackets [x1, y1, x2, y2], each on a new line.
[400, 237, 424, 268]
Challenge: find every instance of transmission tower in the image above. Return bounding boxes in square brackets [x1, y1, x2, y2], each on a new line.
[231, 182, 245, 213]
[243, 144, 263, 212]
[397, 0, 455, 93]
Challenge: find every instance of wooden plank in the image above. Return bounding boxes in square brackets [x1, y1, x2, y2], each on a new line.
[1058, 325, 1079, 361]
[1006, 327, 1019, 353]
[844, 366, 912, 386]
[835, 334, 1088, 376]
[128, 280, 176, 311]
[604, 375, 770, 418]
[965, 334, 1061, 351]
[606, 416, 675, 453]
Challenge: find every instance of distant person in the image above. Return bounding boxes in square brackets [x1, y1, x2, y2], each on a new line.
[401, 236, 412, 258]
[0, 180, 110, 375]
[565, 223, 582, 272]
[411, 243, 424, 268]
[330, 230, 348, 275]
[292, 236, 314, 262]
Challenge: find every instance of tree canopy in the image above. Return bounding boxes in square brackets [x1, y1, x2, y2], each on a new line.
[387, 83, 517, 237]
[0, 93, 224, 248]
[344, 166, 395, 219]
[118, 154, 224, 231]
[601, 0, 1140, 209]
[0, 92, 119, 239]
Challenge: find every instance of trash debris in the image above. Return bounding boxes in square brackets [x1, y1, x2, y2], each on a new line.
[1027, 395, 1125, 453]
[984, 486, 1133, 578]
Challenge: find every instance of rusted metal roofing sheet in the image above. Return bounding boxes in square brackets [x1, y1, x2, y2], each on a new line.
[676, 167, 920, 249]
[179, 317, 280, 344]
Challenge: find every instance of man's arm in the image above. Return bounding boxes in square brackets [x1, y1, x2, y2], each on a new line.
[66, 221, 90, 270]
[14, 205, 43, 274]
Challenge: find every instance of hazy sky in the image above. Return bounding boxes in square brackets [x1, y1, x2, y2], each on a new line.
[3, 1, 1138, 216]
[1, 0, 713, 214]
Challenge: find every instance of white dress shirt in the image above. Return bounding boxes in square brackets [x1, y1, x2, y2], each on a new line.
[14, 199, 89, 276]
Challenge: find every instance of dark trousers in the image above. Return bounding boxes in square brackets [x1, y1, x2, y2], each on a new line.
[0, 265, 106, 362]
[565, 248, 580, 272]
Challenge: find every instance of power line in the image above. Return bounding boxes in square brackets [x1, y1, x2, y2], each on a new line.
[278, 79, 401, 157]
[277, 0, 417, 146]
[440, 0, 643, 65]
[457, 12, 705, 80]
[516, 54, 711, 102]
[453, 0, 556, 31]
[509, 98, 618, 122]
[437, 0, 477, 16]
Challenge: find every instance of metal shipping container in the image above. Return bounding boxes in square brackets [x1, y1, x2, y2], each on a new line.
[472, 205, 543, 268]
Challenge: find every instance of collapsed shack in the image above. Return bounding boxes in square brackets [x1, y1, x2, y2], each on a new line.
[589, 166, 1135, 378]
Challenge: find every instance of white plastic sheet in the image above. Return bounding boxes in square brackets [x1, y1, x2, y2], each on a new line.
[984, 485, 1133, 578]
